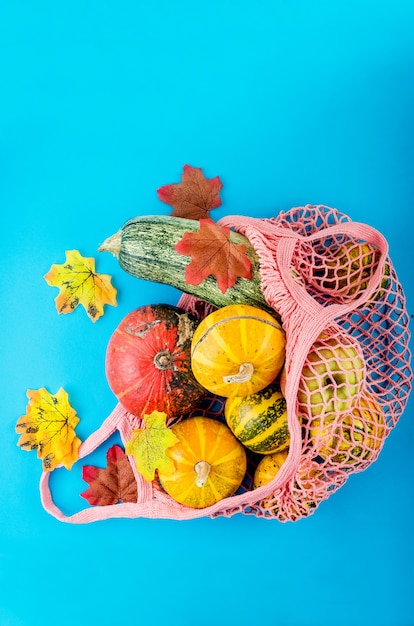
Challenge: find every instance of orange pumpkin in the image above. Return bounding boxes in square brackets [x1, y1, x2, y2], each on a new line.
[105, 304, 205, 419]
[157, 416, 247, 508]
[191, 304, 286, 397]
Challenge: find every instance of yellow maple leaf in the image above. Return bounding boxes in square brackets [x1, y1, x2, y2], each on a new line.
[44, 249, 117, 322]
[16, 387, 82, 471]
[125, 411, 179, 482]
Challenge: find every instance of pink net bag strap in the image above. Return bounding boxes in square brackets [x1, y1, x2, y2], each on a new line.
[39, 402, 243, 523]
[39, 403, 156, 523]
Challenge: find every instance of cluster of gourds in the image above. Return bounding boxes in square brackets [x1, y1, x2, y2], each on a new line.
[105, 302, 290, 509]
[101, 214, 390, 511]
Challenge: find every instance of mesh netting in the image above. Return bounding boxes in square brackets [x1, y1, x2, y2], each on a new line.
[175, 204, 412, 521]
[40, 205, 412, 523]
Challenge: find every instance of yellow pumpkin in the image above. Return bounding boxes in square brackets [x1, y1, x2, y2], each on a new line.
[157, 416, 247, 509]
[191, 304, 286, 397]
[309, 392, 386, 465]
[253, 454, 322, 518]
[253, 450, 289, 489]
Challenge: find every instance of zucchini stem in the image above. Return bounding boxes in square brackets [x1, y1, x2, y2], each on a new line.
[99, 230, 122, 257]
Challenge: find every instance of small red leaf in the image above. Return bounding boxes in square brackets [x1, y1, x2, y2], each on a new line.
[157, 164, 223, 220]
[80, 445, 138, 506]
[175, 218, 252, 294]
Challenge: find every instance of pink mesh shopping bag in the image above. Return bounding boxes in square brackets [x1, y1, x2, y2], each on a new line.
[40, 205, 412, 522]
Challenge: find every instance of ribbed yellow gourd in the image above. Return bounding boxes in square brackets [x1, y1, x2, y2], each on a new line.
[157, 416, 247, 509]
[191, 304, 286, 397]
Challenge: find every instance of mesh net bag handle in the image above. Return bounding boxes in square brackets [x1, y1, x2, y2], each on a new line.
[40, 402, 223, 522]
[39, 405, 154, 523]
[39, 206, 412, 522]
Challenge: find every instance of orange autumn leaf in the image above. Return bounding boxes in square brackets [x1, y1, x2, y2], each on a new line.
[157, 164, 223, 220]
[175, 218, 252, 293]
[81, 445, 138, 506]
[125, 411, 179, 482]
[44, 249, 117, 322]
[16, 387, 81, 471]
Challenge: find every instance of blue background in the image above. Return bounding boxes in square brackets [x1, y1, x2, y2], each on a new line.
[1, 2, 413, 625]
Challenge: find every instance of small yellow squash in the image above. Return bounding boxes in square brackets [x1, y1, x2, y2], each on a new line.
[158, 416, 247, 509]
[191, 304, 286, 397]
[253, 450, 289, 489]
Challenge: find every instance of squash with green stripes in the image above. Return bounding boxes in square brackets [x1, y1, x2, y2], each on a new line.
[224, 384, 290, 454]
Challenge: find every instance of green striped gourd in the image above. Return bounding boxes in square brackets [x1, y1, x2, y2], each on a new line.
[225, 384, 290, 454]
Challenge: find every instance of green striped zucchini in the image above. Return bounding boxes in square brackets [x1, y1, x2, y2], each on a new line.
[99, 215, 270, 312]
[224, 384, 290, 454]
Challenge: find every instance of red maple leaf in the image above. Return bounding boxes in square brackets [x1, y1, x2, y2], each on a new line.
[175, 218, 252, 294]
[157, 164, 223, 220]
[80, 445, 138, 506]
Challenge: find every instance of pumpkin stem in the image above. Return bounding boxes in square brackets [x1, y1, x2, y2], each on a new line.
[194, 460, 211, 488]
[154, 350, 174, 370]
[222, 362, 254, 385]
